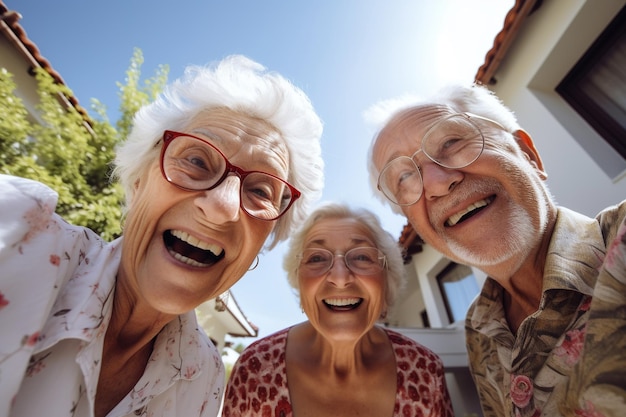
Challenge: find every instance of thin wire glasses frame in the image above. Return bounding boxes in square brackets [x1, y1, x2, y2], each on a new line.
[377, 112, 505, 206]
[297, 247, 387, 278]
[159, 130, 301, 221]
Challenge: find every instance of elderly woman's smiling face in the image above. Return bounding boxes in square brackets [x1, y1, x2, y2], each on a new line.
[298, 217, 388, 343]
[119, 108, 290, 315]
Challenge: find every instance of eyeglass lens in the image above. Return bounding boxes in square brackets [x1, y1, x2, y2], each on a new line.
[161, 133, 294, 220]
[378, 114, 485, 206]
[298, 247, 385, 278]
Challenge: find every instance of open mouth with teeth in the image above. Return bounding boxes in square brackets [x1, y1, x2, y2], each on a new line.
[164, 230, 225, 267]
[446, 196, 495, 227]
[323, 298, 363, 312]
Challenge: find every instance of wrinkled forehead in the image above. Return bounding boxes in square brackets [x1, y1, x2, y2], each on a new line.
[372, 104, 454, 168]
[304, 217, 377, 247]
[186, 107, 290, 175]
[188, 107, 285, 149]
[377, 104, 456, 145]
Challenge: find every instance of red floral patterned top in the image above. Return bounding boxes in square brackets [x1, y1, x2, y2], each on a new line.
[222, 327, 454, 417]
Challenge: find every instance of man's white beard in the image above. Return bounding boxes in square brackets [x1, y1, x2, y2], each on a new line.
[438, 176, 549, 273]
[445, 204, 535, 271]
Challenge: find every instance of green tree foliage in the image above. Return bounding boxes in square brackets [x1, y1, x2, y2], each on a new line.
[232, 343, 246, 354]
[115, 48, 169, 140]
[0, 48, 169, 241]
[0, 68, 32, 167]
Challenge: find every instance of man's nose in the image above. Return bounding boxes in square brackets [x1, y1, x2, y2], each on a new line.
[421, 161, 464, 200]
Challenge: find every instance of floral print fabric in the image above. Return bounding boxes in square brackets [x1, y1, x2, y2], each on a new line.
[222, 327, 454, 417]
[466, 202, 626, 417]
[0, 175, 224, 417]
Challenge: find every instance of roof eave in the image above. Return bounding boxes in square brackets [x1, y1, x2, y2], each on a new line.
[474, 0, 542, 85]
[0, 1, 92, 125]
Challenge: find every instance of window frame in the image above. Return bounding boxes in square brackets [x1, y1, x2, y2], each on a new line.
[556, 6, 626, 160]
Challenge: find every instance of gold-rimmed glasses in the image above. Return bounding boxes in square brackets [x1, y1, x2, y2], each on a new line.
[297, 247, 387, 278]
[377, 113, 504, 206]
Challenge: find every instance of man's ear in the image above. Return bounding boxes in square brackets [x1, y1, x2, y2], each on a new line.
[513, 129, 548, 179]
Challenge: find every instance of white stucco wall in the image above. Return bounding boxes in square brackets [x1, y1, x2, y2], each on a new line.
[385, 262, 427, 328]
[0, 31, 42, 119]
[488, 0, 626, 218]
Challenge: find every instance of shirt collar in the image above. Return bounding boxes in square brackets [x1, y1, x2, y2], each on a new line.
[542, 207, 604, 297]
[469, 207, 604, 330]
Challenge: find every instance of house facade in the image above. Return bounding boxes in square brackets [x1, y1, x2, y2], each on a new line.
[390, 0, 626, 415]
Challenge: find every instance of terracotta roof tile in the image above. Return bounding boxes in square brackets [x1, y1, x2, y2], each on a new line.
[0, 0, 90, 121]
[475, 0, 542, 85]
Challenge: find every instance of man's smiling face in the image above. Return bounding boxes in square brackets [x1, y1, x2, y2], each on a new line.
[373, 105, 552, 274]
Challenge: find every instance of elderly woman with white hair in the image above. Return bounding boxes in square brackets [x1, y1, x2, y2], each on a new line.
[0, 55, 323, 417]
[223, 202, 454, 417]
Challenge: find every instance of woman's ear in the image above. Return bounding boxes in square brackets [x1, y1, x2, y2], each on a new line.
[513, 129, 548, 180]
[127, 179, 141, 205]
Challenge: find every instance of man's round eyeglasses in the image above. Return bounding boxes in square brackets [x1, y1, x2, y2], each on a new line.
[160, 130, 300, 221]
[377, 112, 505, 206]
[297, 247, 387, 278]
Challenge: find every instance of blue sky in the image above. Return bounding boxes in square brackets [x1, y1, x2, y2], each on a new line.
[10, 0, 513, 343]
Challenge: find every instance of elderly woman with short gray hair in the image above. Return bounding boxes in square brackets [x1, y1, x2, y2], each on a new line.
[223, 202, 454, 417]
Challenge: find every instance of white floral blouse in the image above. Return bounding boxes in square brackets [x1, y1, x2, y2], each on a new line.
[0, 175, 224, 417]
[466, 203, 626, 417]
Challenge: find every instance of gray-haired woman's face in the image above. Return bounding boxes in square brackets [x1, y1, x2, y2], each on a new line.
[118, 108, 290, 315]
[297, 217, 388, 343]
